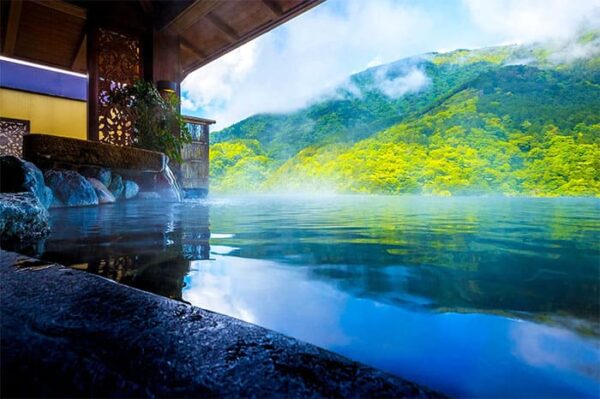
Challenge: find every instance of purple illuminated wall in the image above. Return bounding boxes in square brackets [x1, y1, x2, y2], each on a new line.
[0, 60, 87, 101]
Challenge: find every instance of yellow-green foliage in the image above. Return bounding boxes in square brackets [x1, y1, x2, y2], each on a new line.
[432, 47, 514, 66]
[578, 31, 599, 45]
[210, 90, 599, 197]
[210, 140, 274, 193]
[519, 130, 600, 196]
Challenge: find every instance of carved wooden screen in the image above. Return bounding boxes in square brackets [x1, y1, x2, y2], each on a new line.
[96, 28, 142, 146]
[0, 117, 30, 157]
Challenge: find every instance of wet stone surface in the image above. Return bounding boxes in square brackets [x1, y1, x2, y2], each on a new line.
[0, 250, 442, 398]
[44, 170, 98, 207]
[0, 155, 53, 209]
[0, 193, 50, 243]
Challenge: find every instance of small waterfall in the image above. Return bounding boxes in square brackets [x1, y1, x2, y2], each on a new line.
[163, 164, 184, 202]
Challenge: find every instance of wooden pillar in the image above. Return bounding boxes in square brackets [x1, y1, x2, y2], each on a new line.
[86, 13, 99, 141]
[152, 30, 182, 91]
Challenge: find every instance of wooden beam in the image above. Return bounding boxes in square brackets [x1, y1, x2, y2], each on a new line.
[180, 37, 207, 59]
[4, 0, 23, 56]
[30, 0, 86, 19]
[160, 0, 223, 34]
[71, 33, 87, 71]
[206, 12, 239, 41]
[261, 0, 283, 17]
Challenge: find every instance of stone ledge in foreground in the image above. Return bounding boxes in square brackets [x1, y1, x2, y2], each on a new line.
[0, 250, 444, 398]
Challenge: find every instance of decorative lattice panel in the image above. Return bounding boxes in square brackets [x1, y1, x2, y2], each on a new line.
[97, 28, 141, 146]
[0, 118, 30, 156]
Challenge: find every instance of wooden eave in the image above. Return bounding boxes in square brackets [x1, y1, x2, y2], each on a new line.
[183, 114, 216, 125]
[0, 0, 324, 78]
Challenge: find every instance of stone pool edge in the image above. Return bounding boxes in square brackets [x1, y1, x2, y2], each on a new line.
[0, 249, 444, 398]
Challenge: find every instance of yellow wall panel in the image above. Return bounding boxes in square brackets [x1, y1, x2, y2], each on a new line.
[0, 88, 87, 140]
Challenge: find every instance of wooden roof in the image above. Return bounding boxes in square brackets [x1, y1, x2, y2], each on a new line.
[0, 0, 323, 77]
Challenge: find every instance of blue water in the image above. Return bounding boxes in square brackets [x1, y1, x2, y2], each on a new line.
[23, 195, 600, 397]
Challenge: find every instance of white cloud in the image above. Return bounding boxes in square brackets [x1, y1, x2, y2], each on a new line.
[366, 56, 384, 69]
[182, 0, 438, 130]
[547, 36, 600, 64]
[462, 0, 600, 44]
[374, 67, 431, 99]
[180, 40, 258, 113]
[181, 0, 600, 131]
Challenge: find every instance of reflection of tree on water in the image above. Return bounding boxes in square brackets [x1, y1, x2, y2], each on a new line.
[22, 201, 210, 301]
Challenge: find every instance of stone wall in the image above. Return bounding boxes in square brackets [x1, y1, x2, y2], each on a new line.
[22, 134, 182, 202]
[23, 134, 167, 172]
[0, 135, 185, 241]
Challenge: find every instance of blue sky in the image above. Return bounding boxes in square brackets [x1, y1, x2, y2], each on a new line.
[181, 0, 600, 130]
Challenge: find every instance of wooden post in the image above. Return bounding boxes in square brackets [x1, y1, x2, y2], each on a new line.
[152, 30, 182, 89]
[87, 14, 99, 141]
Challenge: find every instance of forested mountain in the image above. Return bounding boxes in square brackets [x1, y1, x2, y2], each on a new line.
[210, 32, 600, 196]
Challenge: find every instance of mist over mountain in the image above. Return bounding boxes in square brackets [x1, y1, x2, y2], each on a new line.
[210, 31, 600, 196]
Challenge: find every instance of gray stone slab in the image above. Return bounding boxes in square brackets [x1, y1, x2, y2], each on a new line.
[0, 250, 443, 398]
[23, 134, 167, 173]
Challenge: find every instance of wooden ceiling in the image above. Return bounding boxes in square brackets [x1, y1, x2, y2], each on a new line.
[0, 0, 323, 77]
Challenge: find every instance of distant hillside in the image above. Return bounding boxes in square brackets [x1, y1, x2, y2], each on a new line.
[210, 32, 600, 196]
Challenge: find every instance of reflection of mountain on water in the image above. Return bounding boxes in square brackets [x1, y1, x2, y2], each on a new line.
[222, 232, 598, 325]
[230, 234, 599, 335]
[20, 201, 211, 301]
[209, 196, 600, 336]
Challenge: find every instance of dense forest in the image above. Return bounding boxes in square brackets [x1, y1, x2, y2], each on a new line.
[210, 31, 600, 196]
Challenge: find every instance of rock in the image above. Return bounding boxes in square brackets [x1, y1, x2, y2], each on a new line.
[44, 170, 98, 207]
[111, 170, 155, 190]
[79, 166, 111, 188]
[0, 193, 50, 242]
[87, 178, 116, 204]
[108, 174, 124, 200]
[0, 156, 53, 208]
[123, 180, 139, 199]
[137, 192, 161, 200]
[41, 186, 54, 208]
[1, 249, 443, 399]
[50, 196, 65, 208]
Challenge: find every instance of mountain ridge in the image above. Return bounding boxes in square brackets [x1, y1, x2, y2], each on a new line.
[209, 33, 600, 196]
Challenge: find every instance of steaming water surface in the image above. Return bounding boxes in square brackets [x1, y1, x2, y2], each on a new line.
[23, 195, 600, 397]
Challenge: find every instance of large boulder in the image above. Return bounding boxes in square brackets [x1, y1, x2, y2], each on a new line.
[0, 192, 50, 242]
[44, 170, 98, 207]
[86, 178, 116, 204]
[123, 180, 139, 199]
[108, 174, 124, 200]
[79, 166, 112, 188]
[0, 156, 53, 209]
